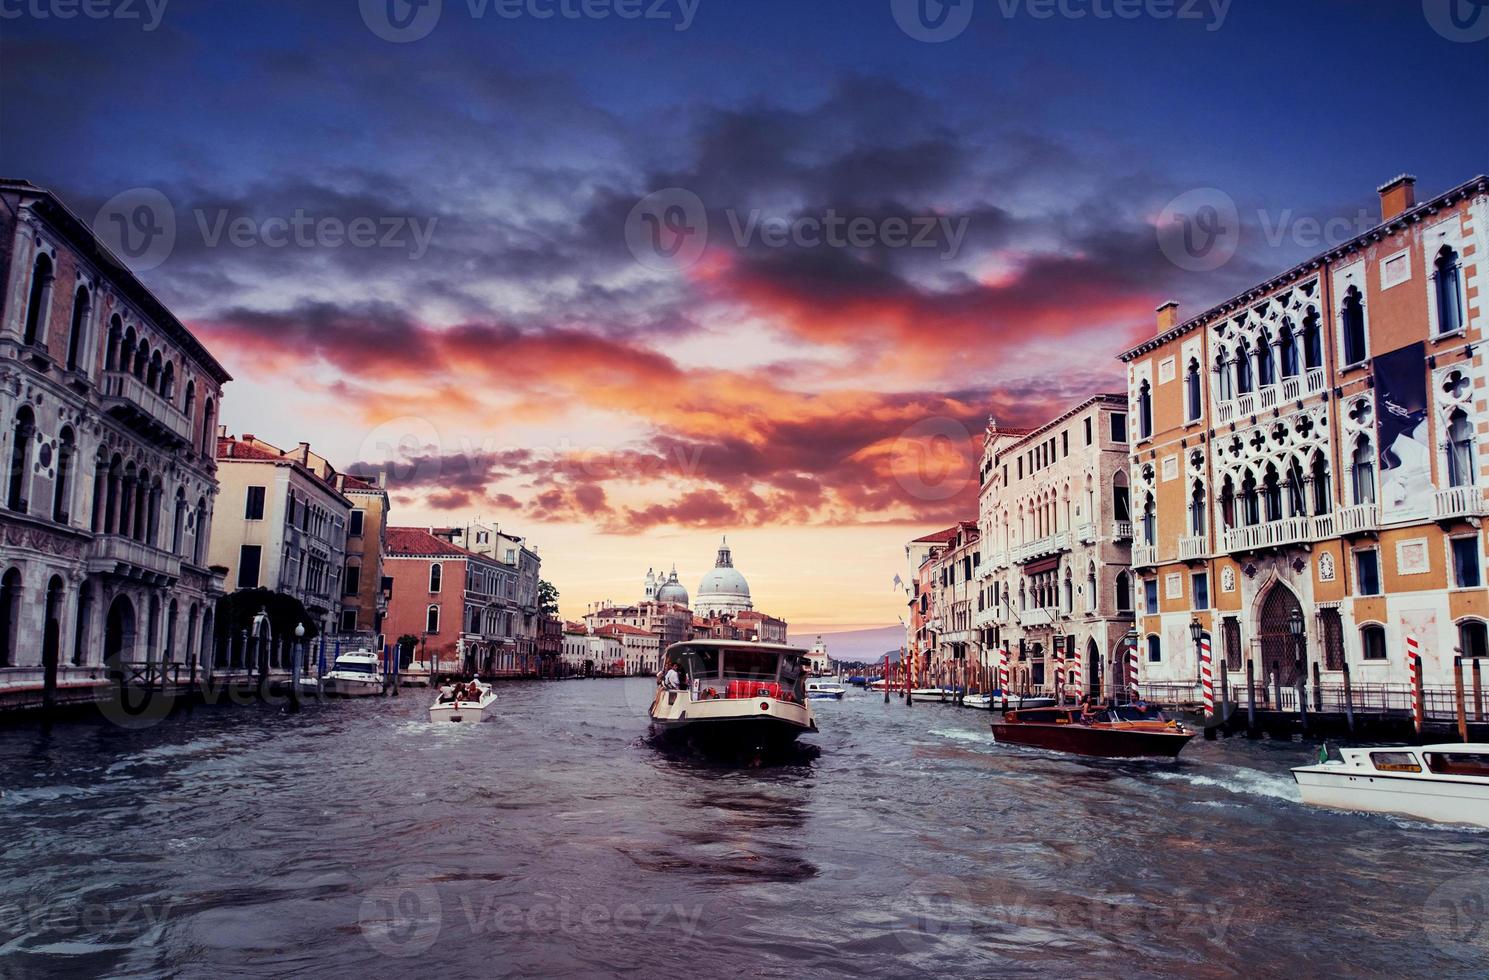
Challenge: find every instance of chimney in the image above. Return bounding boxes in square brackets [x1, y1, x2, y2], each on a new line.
[1156, 300, 1180, 334]
[242, 433, 254, 443]
[1378, 174, 1416, 222]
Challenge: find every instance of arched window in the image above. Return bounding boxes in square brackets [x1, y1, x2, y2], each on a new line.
[147, 350, 162, 390]
[1062, 570, 1073, 613]
[1301, 310, 1322, 369]
[1262, 464, 1282, 522]
[121, 325, 137, 372]
[134, 339, 149, 379]
[200, 398, 215, 457]
[1137, 381, 1152, 439]
[1447, 409, 1474, 488]
[22, 253, 54, 346]
[1311, 451, 1331, 515]
[426, 604, 441, 633]
[1214, 350, 1234, 402]
[429, 562, 442, 593]
[1241, 471, 1260, 526]
[1256, 334, 1275, 388]
[1185, 358, 1202, 420]
[1219, 475, 1236, 529]
[172, 487, 187, 554]
[161, 361, 175, 400]
[1189, 480, 1205, 535]
[66, 286, 90, 371]
[1141, 494, 1156, 545]
[193, 498, 208, 565]
[1286, 458, 1307, 517]
[1112, 469, 1130, 522]
[0, 568, 20, 667]
[1360, 624, 1386, 661]
[1087, 562, 1097, 613]
[1278, 322, 1298, 378]
[184, 380, 196, 420]
[1352, 437, 1376, 505]
[7, 407, 36, 512]
[1146, 634, 1162, 663]
[1235, 338, 1253, 394]
[1434, 246, 1465, 336]
[105, 315, 122, 371]
[53, 427, 75, 524]
[1341, 286, 1366, 365]
[1460, 620, 1488, 660]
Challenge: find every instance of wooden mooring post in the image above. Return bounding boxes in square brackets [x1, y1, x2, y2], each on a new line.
[1455, 655, 1469, 744]
[1474, 658, 1484, 723]
[1341, 660, 1356, 736]
[1245, 659, 1257, 738]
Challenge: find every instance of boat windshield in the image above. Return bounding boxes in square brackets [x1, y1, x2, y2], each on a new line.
[721, 648, 782, 681]
[1423, 752, 1489, 777]
[1110, 704, 1166, 722]
[333, 661, 377, 675]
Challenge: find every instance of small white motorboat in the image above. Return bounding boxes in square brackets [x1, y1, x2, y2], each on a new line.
[962, 693, 994, 708]
[1291, 743, 1489, 828]
[806, 679, 846, 700]
[911, 687, 954, 701]
[1000, 694, 1057, 711]
[320, 651, 385, 697]
[400, 661, 433, 687]
[428, 680, 497, 723]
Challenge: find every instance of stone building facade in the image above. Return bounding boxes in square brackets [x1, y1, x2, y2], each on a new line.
[0, 179, 230, 704]
[1119, 174, 1488, 698]
[975, 395, 1135, 695]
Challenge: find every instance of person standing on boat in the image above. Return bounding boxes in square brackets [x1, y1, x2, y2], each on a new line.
[663, 662, 680, 690]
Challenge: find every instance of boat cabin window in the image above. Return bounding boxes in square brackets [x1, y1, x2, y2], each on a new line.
[721, 648, 782, 681]
[1423, 752, 1489, 777]
[1368, 751, 1422, 773]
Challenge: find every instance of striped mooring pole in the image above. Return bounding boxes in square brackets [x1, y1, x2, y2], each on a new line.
[1407, 635, 1425, 739]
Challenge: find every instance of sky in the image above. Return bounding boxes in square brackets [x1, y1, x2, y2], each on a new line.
[2, 0, 1485, 631]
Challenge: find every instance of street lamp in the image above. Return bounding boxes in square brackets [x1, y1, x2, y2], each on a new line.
[1286, 606, 1309, 727]
[290, 621, 306, 710]
[1189, 616, 1203, 646]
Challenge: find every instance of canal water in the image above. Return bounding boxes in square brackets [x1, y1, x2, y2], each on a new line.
[1, 680, 1485, 979]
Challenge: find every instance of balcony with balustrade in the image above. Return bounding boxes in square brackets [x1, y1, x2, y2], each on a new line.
[1111, 520, 1133, 540]
[101, 370, 193, 448]
[1222, 516, 1312, 554]
[1074, 522, 1095, 544]
[1214, 368, 1327, 426]
[1178, 534, 1208, 561]
[1132, 543, 1158, 567]
[88, 534, 182, 584]
[1435, 486, 1487, 521]
[1015, 531, 1071, 565]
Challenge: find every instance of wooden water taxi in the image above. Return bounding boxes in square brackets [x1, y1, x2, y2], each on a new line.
[991, 702, 1194, 758]
[649, 640, 818, 752]
[1291, 743, 1489, 828]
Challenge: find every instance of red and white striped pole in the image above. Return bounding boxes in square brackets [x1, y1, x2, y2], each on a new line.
[1407, 635, 1424, 738]
[1053, 643, 1065, 703]
[998, 647, 1009, 692]
[1127, 637, 1140, 703]
[1199, 631, 1215, 720]
[1067, 656, 1082, 701]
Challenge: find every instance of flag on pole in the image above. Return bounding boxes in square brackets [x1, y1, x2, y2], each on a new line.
[892, 573, 906, 591]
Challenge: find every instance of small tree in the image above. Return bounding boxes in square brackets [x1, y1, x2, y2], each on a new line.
[397, 634, 420, 668]
[537, 579, 560, 617]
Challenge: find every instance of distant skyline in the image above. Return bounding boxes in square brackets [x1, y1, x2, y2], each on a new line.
[3, 1, 1484, 628]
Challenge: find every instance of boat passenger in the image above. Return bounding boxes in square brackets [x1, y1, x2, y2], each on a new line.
[663, 663, 680, 690]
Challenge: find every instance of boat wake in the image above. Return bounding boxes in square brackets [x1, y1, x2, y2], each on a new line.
[929, 728, 996, 746]
[1150, 764, 1301, 804]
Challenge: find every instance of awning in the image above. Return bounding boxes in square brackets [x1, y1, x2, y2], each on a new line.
[1024, 555, 1061, 575]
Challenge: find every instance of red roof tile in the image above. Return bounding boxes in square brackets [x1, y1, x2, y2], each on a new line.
[386, 527, 480, 558]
